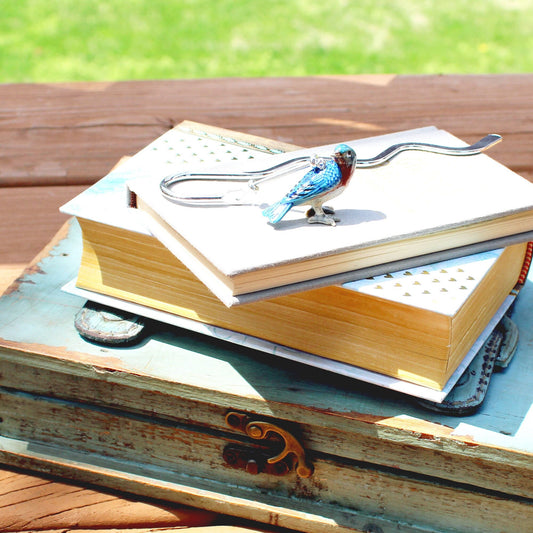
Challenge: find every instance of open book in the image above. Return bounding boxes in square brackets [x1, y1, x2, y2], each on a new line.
[128, 127, 533, 306]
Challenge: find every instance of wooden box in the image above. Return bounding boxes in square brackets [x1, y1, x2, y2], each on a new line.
[0, 221, 532, 533]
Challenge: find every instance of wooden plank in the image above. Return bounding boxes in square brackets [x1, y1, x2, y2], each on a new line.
[2, 346, 531, 500]
[0, 466, 279, 532]
[10, 529, 274, 533]
[0, 265, 25, 294]
[5, 529, 273, 533]
[0, 185, 85, 264]
[1, 75, 532, 187]
[0, 466, 218, 531]
[1, 430, 531, 533]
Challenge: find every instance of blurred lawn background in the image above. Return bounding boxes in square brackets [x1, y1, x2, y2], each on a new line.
[1, 0, 533, 83]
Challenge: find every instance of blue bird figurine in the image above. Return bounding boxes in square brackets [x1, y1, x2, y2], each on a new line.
[262, 144, 357, 226]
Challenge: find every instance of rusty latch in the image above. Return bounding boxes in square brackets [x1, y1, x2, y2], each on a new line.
[223, 411, 313, 478]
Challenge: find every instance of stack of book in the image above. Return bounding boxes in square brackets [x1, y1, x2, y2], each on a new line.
[61, 121, 533, 402]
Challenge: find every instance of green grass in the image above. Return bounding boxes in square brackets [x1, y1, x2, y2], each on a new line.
[1, 0, 533, 82]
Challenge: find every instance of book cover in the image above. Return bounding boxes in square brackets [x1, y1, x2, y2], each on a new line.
[61, 120, 300, 234]
[128, 128, 533, 306]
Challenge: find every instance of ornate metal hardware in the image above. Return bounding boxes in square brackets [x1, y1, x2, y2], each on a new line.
[224, 411, 313, 478]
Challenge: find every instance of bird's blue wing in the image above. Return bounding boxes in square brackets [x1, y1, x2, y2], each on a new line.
[263, 161, 342, 223]
[284, 162, 341, 205]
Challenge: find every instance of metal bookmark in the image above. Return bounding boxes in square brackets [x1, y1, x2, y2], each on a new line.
[159, 134, 502, 206]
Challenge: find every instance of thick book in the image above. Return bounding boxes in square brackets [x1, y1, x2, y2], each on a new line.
[69, 214, 528, 392]
[61, 122, 530, 392]
[127, 128, 533, 306]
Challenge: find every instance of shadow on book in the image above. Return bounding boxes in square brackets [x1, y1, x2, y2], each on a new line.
[266, 208, 387, 230]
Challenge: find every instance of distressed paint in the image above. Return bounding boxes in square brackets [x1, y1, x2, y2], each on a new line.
[0, 220, 532, 532]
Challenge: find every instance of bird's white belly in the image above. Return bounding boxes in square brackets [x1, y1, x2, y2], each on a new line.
[310, 185, 345, 207]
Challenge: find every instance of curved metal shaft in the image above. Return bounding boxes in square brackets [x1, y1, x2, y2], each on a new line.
[160, 134, 501, 205]
[160, 156, 311, 204]
[356, 134, 501, 168]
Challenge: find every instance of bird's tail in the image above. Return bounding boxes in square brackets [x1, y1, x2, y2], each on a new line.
[262, 200, 292, 224]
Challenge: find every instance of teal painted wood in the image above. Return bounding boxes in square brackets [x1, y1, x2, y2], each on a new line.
[1, 219, 532, 448]
[0, 393, 529, 533]
[0, 219, 532, 532]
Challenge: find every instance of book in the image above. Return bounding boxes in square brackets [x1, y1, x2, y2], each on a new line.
[127, 128, 533, 306]
[61, 122, 530, 391]
[70, 214, 528, 391]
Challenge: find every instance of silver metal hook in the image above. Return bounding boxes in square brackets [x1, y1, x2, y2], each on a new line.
[159, 156, 313, 205]
[159, 134, 501, 206]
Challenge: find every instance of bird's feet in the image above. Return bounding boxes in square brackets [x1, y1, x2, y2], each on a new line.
[306, 205, 339, 225]
[307, 214, 338, 226]
[306, 205, 336, 217]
